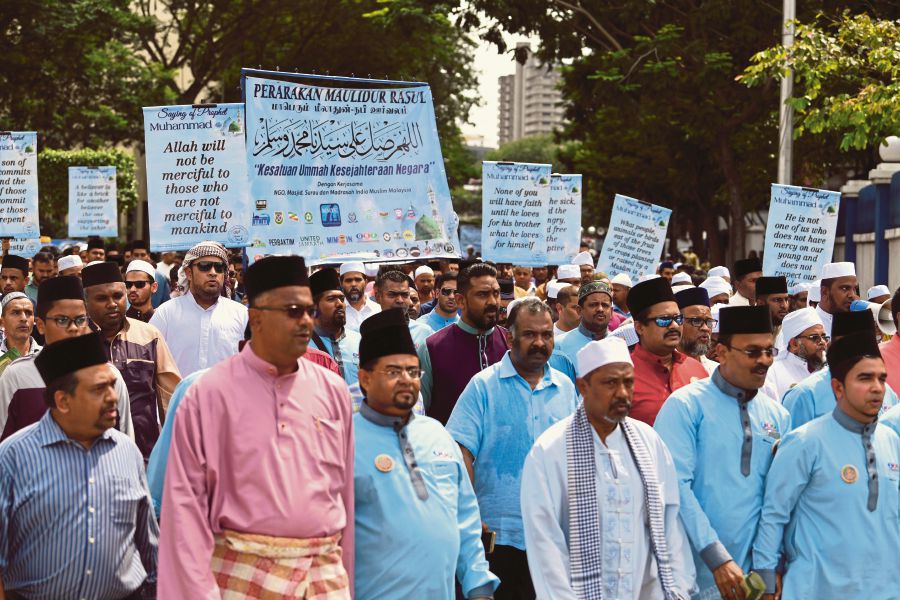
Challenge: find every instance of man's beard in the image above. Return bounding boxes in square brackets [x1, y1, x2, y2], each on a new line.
[798, 346, 825, 372]
[345, 287, 363, 303]
[682, 338, 712, 358]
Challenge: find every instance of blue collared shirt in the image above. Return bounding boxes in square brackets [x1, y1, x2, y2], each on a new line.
[147, 369, 208, 516]
[782, 366, 899, 430]
[752, 408, 900, 597]
[446, 352, 578, 550]
[554, 323, 600, 366]
[311, 327, 361, 385]
[419, 309, 460, 332]
[354, 403, 499, 599]
[0, 412, 158, 599]
[654, 369, 790, 598]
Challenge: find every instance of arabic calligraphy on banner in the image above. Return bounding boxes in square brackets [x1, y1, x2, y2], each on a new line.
[244, 73, 461, 263]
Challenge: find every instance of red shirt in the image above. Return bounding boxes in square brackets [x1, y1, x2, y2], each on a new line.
[880, 335, 900, 395]
[630, 343, 709, 425]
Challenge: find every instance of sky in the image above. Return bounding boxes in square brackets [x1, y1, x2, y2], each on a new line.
[460, 33, 539, 149]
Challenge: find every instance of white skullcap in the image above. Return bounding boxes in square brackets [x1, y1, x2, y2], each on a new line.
[710, 303, 728, 333]
[610, 273, 633, 288]
[571, 251, 594, 267]
[638, 274, 661, 283]
[821, 262, 856, 279]
[57, 255, 83, 271]
[609, 322, 639, 347]
[414, 266, 434, 279]
[781, 307, 824, 341]
[700, 276, 731, 299]
[790, 281, 813, 296]
[125, 259, 156, 280]
[674, 262, 683, 269]
[557, 264, 581, 280]
[364, 264, 379, 278]
[672, 272, 693, 285]
[339, 261, 365, 277]
[85, 260, 104, 267]
[505, 297, 527, 318]
[1, 292, 28, 310]
[708, 266, 730, 279]
[576, 336, 633, 377]
[868, 284, 891, 300]
[808, 280, 822, 303]
[546, 280, 569, 299]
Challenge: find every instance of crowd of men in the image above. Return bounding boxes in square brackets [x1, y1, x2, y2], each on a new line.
[0, 238, 897, 600]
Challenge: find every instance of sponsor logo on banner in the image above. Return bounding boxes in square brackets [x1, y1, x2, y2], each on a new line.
[348, 212, 358, 223]
[304, 212, 313, 223]
[256, 200, 267, 210]
[252, 214, 270, 226]
[274, 211, 284, 225]
[320, 203, 341, 227]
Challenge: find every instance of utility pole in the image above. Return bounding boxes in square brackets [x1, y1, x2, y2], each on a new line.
[777, 0, 796, 184]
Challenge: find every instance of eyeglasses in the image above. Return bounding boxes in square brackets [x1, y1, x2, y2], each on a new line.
[194, 260, 226, 273]
[252, 304, 317, 319]
[795, 333, 829, 344]
[725, 344, 779, 359]
[124, 281, 150, 289]
[373, 367, 423, 380]
[684, 317, 718, 329]
[439, 287, 456, 297]
[46, 315, 89, 328]
[645, 314, 684, 328]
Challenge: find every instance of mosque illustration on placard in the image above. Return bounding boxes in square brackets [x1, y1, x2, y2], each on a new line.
[411, 183, 445, 241]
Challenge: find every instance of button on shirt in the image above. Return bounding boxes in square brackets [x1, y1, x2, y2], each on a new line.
[446, 352, 578, 550]
[149, 291, 247, 377]
[630, 343, 709, 426]
[0, 412, 158, 600]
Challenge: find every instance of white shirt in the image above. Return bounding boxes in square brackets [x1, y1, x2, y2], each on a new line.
[762, 352, 816, 404]
[700, 355, 718, 376]
[815, 305, 834, 338]
[156, 261, 175, 279]
[345, 298, 381, 331]
[729, 291, 750, 306]
[149, 292, 247, 377]
[553, 324, 566, 339]
[521, 416, 695, 600]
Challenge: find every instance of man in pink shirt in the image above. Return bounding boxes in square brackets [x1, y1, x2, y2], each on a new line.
[628, 277, 708, 425]
[158, 255, 354, 598]
[880, 288, 900, 393]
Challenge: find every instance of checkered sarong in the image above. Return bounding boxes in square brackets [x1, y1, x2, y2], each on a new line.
[211, 530, 350, 599]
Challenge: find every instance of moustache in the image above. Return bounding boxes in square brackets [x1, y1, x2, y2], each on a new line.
[527, 347, 549, 357]
[752, 366, 769, 375]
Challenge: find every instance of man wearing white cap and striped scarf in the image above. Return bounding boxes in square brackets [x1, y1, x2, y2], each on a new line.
[521, 336, 695, 599]
[340, 261, 380, 330]
[761, 307, 827, 402]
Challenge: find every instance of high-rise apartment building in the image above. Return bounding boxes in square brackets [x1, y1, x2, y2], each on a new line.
[497, 43, 565, 146]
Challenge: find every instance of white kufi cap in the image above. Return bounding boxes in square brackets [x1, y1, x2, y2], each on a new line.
[700, 276, 731, 299]
[868, 284, 891, 300]
[808, 280, 822, 303]
[414, 266, 434, 278]
[781, 307, 824, 341]
[125, 259, 156, 280]
[672, 272, 693, 286]
[708, 266, 730, 279]
[557, 264, 581, 280]
[610, 273, 633, 287]
[571, 251, 594, 267]
[576, 336, 633, 378]
[57, 255, 83, 271]
[821, 262, 856, 279]
[339, 261, 366, 277]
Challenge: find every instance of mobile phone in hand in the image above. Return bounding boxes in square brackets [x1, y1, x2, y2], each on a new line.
[481, 530, 496, 555]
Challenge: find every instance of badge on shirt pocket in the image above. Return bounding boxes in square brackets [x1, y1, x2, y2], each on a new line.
[841, 464, 859, 484]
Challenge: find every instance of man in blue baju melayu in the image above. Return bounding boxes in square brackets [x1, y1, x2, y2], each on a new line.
[352, 308, 498, 600]
[753, 331, 900, 599]
[782, 309, 898, 427]
[654, 305, 790, 600]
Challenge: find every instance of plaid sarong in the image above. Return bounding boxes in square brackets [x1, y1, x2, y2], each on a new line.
[211, 530, 350, 599]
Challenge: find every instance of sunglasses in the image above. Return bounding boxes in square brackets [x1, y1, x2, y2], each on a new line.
[124, 281, 151, 289]
[439, 287, 456, 297]
[194, 260, 225, 273]
[795, 333, 829, 344]
[253, 304, 317, 319]
[645, 314, 684, 328]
